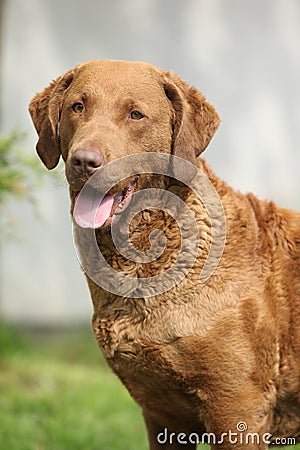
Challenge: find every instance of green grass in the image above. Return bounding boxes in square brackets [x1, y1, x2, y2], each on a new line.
[0, 323, 299, 450]
[0, 324, 147, 450]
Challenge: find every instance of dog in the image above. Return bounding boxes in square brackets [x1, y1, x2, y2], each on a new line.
[29, 60, 300, 449]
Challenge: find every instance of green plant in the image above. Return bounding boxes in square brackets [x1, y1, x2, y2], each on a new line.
[0, 130, 60, 234]
[0, 130, 44, 203]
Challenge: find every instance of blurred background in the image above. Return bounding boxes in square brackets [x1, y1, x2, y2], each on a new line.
[0, 1, 300, 449]
[1, 0, 300, 325]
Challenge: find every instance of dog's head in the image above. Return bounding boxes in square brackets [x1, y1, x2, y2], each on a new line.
[29, 60, 220, 228]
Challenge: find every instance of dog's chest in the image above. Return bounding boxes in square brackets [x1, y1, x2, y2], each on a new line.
[92, 301, 175, 360]
[92, 310, 205, 428]
[91, 288, 209, 360]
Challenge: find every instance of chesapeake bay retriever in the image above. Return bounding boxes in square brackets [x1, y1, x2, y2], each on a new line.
[29, 60, 300, 449]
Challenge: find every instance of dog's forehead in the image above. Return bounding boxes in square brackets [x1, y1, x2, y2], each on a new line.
[71, 60, 163, 96]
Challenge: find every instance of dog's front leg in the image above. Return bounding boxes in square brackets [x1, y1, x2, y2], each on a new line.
[205, 407, 270, 450]
[143, 410, 198, 450]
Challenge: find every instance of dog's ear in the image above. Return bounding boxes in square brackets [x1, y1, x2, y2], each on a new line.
[163, 71, 220, 166]
[29, 69, 75, 169]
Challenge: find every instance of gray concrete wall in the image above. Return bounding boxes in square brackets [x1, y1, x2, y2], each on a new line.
[1, 0, 300, 324]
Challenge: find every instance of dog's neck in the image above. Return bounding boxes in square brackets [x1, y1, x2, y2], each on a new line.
[72, 160, 228, 305]
[92, 179, 212, 288]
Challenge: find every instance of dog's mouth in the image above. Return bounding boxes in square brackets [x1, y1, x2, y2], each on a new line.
[73, 178, 138, 229]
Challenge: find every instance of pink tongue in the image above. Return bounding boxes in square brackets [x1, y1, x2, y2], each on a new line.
[74, 190, 114, 229]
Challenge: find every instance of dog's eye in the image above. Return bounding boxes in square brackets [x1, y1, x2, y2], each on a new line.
[72, 102, 84, 114]
[130, 111, 144, 120]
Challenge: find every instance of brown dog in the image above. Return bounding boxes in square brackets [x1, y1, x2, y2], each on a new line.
[29, 60, 300, 449]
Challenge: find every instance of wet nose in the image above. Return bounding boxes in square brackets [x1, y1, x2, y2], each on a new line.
[70, 148, 104, 175]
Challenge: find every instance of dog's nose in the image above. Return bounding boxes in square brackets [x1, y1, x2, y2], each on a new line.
[70, 149, 104, 175]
